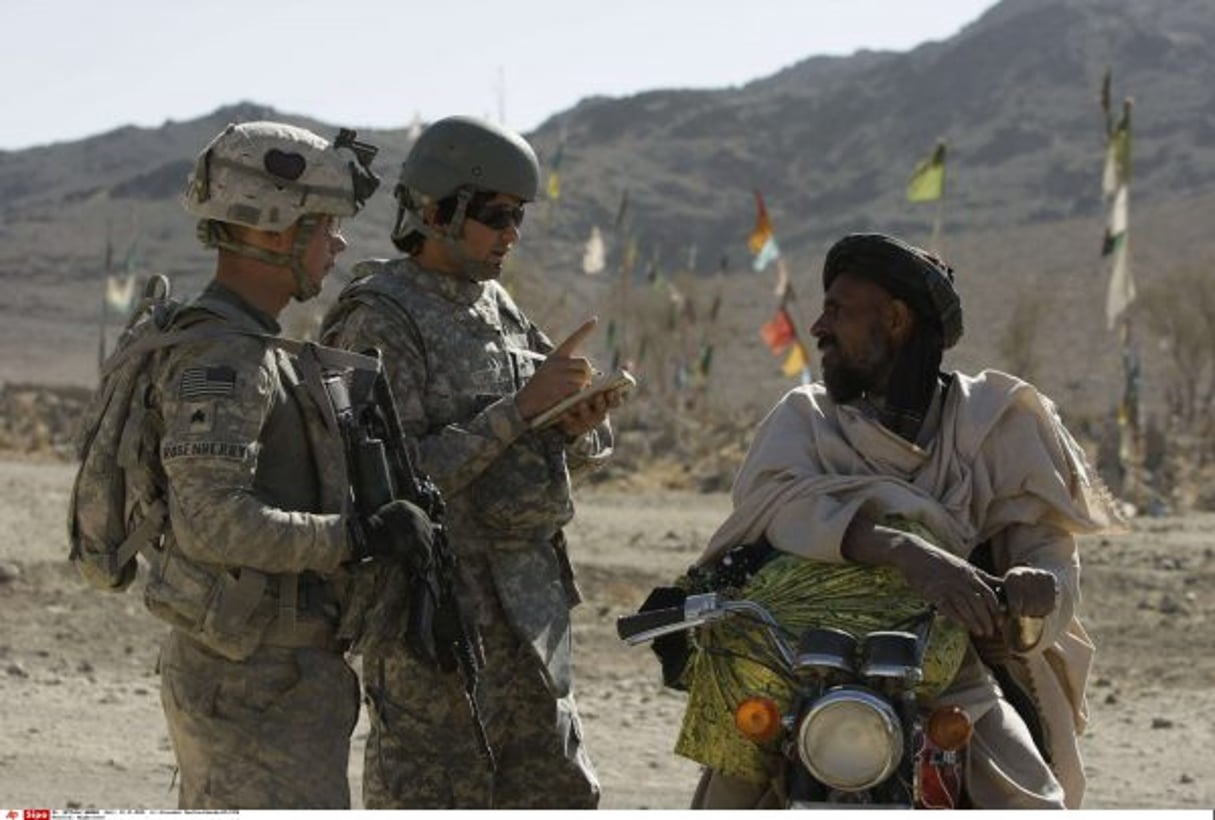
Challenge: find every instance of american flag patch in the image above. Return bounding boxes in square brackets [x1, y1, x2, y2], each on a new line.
[179, 365, 237, 400]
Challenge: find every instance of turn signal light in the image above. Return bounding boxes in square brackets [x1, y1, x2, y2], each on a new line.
[734, 696, 781, 743]
[926, 705, 973, 751]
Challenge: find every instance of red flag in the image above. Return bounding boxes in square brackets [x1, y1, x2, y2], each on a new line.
[760, 307, 795, 355]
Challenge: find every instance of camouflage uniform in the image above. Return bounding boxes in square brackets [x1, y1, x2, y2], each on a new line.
[150, 281, 360, 809]
[322, 256, 610, 808]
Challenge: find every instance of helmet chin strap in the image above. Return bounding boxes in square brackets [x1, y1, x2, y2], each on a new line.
[198, 218, 322, 302]
[287, 215, 322, 302]
[392, 189, 499, 281]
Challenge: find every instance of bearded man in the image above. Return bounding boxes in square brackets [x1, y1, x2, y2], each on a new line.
[692, 233, 1120, 809]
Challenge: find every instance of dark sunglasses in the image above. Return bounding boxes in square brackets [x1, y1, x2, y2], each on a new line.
[467, 202, 525, 230]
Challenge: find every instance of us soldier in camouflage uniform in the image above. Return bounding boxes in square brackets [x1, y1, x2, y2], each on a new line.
[322, 115, 618, 808]
[147, 121, 433, 808]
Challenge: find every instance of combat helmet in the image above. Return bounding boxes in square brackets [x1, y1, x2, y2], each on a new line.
[184, 120, 380, 301]
[391, 116, 539, 276]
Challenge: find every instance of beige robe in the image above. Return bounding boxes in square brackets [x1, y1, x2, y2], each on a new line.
[698, 370, 1122, 808]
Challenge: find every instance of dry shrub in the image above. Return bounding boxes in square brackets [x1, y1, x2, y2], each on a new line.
[0, 384, 91, 460]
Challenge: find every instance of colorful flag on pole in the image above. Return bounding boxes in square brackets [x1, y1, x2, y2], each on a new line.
[1102, 100, 1132, 196]
[781, 341, 809, 379]
[747, 191, 774, 254]
[753, 236, 780, 273]
[760, 307, 796, 355]
[907, 141, 947, 202]
[1102, 185, 1128, 256]
[748, 191, 781, 272]
[1102, 95, 1135, 329]
[1106, 235, 1135, 330]
[546, 139, 564, 201]
[773, 255, 791, 298]
[582, 226, 605, 274]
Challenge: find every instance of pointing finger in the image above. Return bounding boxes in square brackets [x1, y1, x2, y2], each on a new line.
[553, 316, 598, 357]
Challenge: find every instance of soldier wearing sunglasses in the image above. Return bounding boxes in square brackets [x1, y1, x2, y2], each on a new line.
[321, 115, 613, 809]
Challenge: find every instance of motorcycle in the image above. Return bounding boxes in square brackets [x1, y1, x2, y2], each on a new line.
[618, 581, 1042, 809]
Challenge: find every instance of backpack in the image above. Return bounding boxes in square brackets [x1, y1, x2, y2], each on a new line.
[67, 275, 261, 591]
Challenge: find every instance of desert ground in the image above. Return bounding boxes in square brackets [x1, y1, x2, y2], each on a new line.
[0, 456, 1211, 810]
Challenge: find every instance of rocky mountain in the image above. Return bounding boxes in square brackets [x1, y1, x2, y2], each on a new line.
[2, 0, 1213, 426]
[525, 0, 1215, 267]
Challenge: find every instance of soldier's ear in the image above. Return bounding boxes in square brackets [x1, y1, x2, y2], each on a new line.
[420, 201, 441, 229]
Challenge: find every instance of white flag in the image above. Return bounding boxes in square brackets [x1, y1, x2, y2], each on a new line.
[105, 273, 137, 313]
[1106, 235, 1135, 330]
[1101, 139, 1119, 197]
[1108, 184, 1128, 239]
[582, 226, 605, 275]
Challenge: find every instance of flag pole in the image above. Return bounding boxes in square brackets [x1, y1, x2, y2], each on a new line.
[930, 191, 945, 255]
[1101, 73, 1142, 505]
[97, 221, 113, 371]
[97, 290, 108, 371]
[930, 148, 946, 255]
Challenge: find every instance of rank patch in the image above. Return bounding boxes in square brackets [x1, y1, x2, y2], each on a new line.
[185, 401, 215, 433]
[180, 366, 236, 400]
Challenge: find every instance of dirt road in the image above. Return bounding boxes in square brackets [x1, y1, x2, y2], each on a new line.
[0, 460, 1210, 808]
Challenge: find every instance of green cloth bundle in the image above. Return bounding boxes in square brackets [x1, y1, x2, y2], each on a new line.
[673, 544, 968, 783]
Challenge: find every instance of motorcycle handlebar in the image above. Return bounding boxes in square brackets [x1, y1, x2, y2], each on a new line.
[616, 593, 788, 651]
[616, 606, 689, 641]
[989, 580, 1046, 651]
[618, 579, 1046, 652]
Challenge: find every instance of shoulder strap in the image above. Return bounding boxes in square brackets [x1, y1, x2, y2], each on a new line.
[100, 324, 248, 378]
[340, 275, 420, 329]
[324, 274, 428, 376]
[101, 322, 380, 379]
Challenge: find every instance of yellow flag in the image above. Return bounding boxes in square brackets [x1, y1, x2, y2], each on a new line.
[547, 170, 561, 200]
[747, 191, 774, 254]
[907, 141, 946, 202]
[781, 341, 807, 378]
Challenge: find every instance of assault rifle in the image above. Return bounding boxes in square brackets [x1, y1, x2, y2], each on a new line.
[335, 349, 494, 771]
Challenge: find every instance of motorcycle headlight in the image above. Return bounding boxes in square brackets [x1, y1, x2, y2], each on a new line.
[795, 689, 903, 791]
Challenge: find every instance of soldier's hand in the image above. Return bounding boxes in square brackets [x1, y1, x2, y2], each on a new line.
[1001, 566, 1058, 618]
[364, 499, 434, 573]
[516, 317, 598, 421]
[557, 391, 611, 438]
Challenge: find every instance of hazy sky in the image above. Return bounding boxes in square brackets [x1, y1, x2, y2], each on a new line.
[4, 0, 1001, 150]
